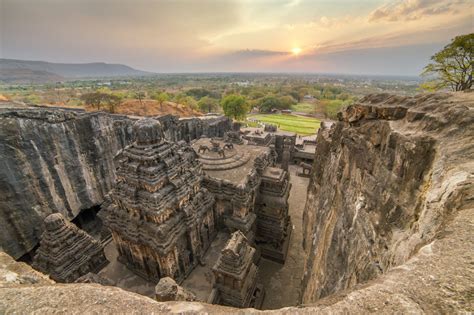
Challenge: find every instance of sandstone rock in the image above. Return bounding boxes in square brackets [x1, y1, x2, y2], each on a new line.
[75, 272, 115, 286]
[302, 92, 474, 306]
[155, 277, 196, 302]
[0, 109, 134, 259]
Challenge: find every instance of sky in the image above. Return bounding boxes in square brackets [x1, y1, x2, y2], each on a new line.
[1, 0, 472, 75]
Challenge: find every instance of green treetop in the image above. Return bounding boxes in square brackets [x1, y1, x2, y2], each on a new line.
[422, 33, 473, 91]
[221, 94, 248, 120]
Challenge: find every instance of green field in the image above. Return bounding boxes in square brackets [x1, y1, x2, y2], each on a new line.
[290, 102, 316, 113]
[247, 114, 320, 135]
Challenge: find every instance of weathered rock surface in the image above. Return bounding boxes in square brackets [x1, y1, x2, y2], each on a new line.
[155, 277, 196, 302]
[0, 109, 231, 259]
[301, 92, 474, 307]
[0, 109, 133, 259]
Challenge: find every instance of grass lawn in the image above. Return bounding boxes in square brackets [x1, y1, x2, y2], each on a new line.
[247, 113, 320, 135]
[290, 102, 316, 113]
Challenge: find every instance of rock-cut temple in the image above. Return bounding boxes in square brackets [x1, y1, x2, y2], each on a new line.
[99, 118, 216, 283]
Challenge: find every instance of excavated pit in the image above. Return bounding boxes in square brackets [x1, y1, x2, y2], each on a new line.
[0, 92, 473, 313]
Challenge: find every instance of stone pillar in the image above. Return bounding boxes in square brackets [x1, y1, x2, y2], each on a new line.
[281, 137, 292, 171]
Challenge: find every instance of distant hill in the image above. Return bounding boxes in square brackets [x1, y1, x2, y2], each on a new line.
[0, 68, 65, 84]
[0, 59, 150, 82]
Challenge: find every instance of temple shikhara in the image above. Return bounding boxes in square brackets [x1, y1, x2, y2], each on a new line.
[210, 231, 264, 308]
[99, 118, 216, 283]
[32, 213, 108, 283]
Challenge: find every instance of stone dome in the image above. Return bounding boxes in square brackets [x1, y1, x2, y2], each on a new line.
[133, 118, 163, 145]
[44, 213, 67, 231]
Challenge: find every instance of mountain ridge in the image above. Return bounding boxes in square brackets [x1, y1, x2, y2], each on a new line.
[0, 59, 151, 82]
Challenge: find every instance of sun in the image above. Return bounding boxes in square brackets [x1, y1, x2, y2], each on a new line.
[291, 47, 302, 55]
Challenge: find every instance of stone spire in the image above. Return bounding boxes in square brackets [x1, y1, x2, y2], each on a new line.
[32, 213, 108, 283]
[211, 231, 264, 308]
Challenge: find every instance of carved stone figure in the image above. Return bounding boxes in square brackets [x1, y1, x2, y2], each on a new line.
[210, 138, 221, 152]
[198, 144, 210, 153]
[299, 161, 312, 175]
[224, 131, 243, 144]
[217, 148, 226, 158]
[223, 143, 234, 150]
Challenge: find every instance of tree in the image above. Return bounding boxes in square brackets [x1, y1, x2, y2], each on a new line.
[185, 88, 218, 99]
[257, 96, 283, 112]
[134, 91, 146, 106]
[422, 33, 473, 91]
[279, 95, 297, 109]
[153, 92, 169, 111]
[81, 92, 107, 110]
[197, 96, 219, 113]
[104, 94, 122, 113]
[182, 96, 198, 110]
[221, 94, 248, 120]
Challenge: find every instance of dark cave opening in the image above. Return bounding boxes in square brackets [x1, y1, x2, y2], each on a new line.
[71, 205, 111, 243]
[17, 244, 39, 264]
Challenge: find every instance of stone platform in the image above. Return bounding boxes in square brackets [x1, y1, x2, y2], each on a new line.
[192, 138, 270, 185]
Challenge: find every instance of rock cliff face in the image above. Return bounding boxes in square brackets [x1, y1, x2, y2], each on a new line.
[0, 109, 231, 259]
[0, 109, 133, 259]
[301, 93, 473, 303]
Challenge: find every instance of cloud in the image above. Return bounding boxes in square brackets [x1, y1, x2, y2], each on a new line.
[1, 0, 471, 74]
[313, 15, 472, 54]
[228, 49, 288, 57]
[368, 0, 469, 22]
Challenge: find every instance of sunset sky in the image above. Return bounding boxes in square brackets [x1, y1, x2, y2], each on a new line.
[1, 0, 472, 75]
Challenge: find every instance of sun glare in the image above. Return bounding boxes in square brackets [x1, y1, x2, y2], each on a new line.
[291, 47, 302, 55]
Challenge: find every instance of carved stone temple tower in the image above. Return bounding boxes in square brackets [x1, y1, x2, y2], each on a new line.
[210, 231, 264, 308]
[255, 167, 292, 263]
[100, 118, 216, 283]
[32, 213, 108, 283]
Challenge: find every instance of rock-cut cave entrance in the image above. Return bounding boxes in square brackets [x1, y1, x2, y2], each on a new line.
[71, 204, 110, 243]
